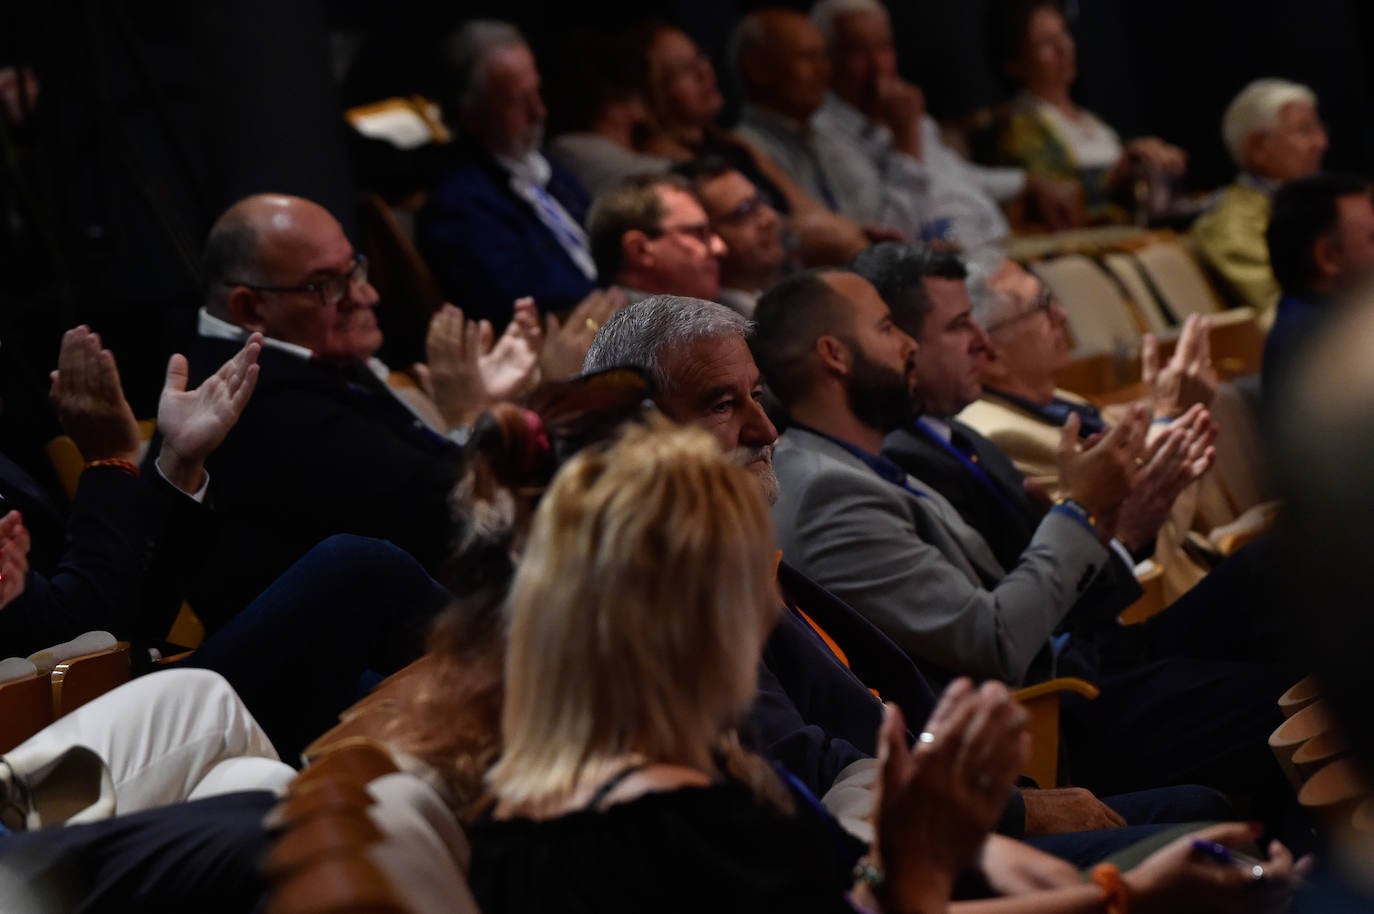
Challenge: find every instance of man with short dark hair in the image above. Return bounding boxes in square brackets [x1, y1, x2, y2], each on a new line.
[676, 158, 789, 317]
[585, 173, 726, 302]
[1263, 173, 1374, 403]
[755, 268, 1293, 817]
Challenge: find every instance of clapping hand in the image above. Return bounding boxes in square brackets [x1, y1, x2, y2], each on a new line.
[1143, 314, 1218, 419]
[480, 297, 543, 402]
[0, 511, 29, 612]
[156, 335, 262, 494]
[1057, 403, 1151, 533]
[867, 679, 1028, 913]
[540, 287, 627, 380]
[424, 301, 544, 430]
[49, 326, 141, 464]
[1114, 403, 1217, 553]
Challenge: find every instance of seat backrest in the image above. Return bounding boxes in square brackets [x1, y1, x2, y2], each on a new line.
[359, 192, 446, 371]
[50, 643, 132, 718]
[1030, 255, 1141, 356]
[1133, 239, 1226, 318]
[1101, 251, 1172, 334]
[0, 673, 54, 753]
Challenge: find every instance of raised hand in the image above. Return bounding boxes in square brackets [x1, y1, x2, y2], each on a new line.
[479, 297, 542, 402]
[868, 679, 1028, 913]
[0, 511, 30, 611]
[875, 76, 926, 157]
[425, 303, 489, 429]
[49, 326, 141, 463]
[156, 334, 262, 494]
[1143, 314, 1217, 419]
[1057, 403, 1150, 527]
[541, 287, 628, 380]
[1114, 404, 1217, 553]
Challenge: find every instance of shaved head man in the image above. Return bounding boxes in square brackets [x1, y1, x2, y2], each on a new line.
[203, 194, 380, 364]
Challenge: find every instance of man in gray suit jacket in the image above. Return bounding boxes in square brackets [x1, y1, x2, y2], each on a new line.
[754, 269, 1294, 828]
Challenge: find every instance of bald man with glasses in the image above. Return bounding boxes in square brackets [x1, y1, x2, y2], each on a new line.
[178, 193, 468, 629]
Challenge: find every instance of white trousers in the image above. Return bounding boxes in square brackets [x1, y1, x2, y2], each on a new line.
[5, 668, 295, 817]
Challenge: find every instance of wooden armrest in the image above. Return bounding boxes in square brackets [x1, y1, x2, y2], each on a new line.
[1012, 676, 1101, 704]
[1119, 563, 1166, 626]
[1013, 677, 1099, 788]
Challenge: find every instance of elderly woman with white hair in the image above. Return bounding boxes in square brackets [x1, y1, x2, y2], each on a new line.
[1190, 78, 1329, 324]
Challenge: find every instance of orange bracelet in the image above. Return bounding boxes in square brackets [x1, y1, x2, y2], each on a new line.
[84, 458, 140, 477]
[1091, 863, 1129, 914]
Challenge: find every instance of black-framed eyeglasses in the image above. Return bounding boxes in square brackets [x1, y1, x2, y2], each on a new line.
[713, 194, 770, 226]
[224, 254, 369, 308]
[653, 222, 716, 245]
[985, 287, 1058, 334]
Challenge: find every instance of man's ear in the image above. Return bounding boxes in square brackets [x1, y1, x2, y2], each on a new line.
[225, 286, 268, 334]
[814, 334, 851, 378]
[622, 230, 652, 272]
[1312, 234, 1343, 283]
[1242, 130, 1270, 176]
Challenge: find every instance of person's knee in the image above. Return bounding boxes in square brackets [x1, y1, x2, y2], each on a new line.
[308, 534, 413, 571]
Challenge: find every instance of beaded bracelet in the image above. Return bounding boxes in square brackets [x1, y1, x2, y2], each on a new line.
[84, 458, 140, 477]
[1052, 496, 1097, 529]
[1090, 863, 1129, 914]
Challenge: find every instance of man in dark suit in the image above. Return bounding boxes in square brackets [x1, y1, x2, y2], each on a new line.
[183, 194, 466, 630]
[418, 21, 598, 327]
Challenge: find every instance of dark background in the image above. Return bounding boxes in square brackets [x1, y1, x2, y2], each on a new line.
[2, 0, 1371, 457]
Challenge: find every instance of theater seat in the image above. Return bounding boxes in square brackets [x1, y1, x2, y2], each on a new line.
[1030, 255, 1143, 357]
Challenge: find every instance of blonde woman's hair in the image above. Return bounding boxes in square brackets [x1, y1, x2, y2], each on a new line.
[1222, 78, 1318, 170]
[487, 417, 780, 807]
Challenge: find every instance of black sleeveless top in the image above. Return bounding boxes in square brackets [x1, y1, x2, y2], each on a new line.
[469, 778, 862, 913]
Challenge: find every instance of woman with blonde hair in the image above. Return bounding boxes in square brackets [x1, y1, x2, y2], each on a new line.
[467, 418, 1303, 914]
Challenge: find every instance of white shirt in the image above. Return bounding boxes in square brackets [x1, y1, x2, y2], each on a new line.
[498, 150, 597, 281]
[1024, 92, 1122, 171]
[742, 96, 1020, 255]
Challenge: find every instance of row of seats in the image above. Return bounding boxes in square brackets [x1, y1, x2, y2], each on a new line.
[0, 639, 133, 753]
[1018, 230, 1265, 392]
[1269, 676, 1374, 834]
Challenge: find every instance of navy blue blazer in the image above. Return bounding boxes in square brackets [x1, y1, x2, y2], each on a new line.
[748, 561, 1026, 836]
[172, 338, 464, 631]
[0, 457, 195, 657]
[417, 145, 596, 328]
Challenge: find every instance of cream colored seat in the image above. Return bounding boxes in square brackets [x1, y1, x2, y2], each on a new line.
[1030, 255, 1142, 356]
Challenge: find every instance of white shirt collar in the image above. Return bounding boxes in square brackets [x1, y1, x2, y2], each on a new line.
[496, 149, 552, 188]
[197, 308, 315, 361]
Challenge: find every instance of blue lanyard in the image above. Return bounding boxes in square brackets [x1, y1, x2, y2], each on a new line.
[913, 419, 1023, 518]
